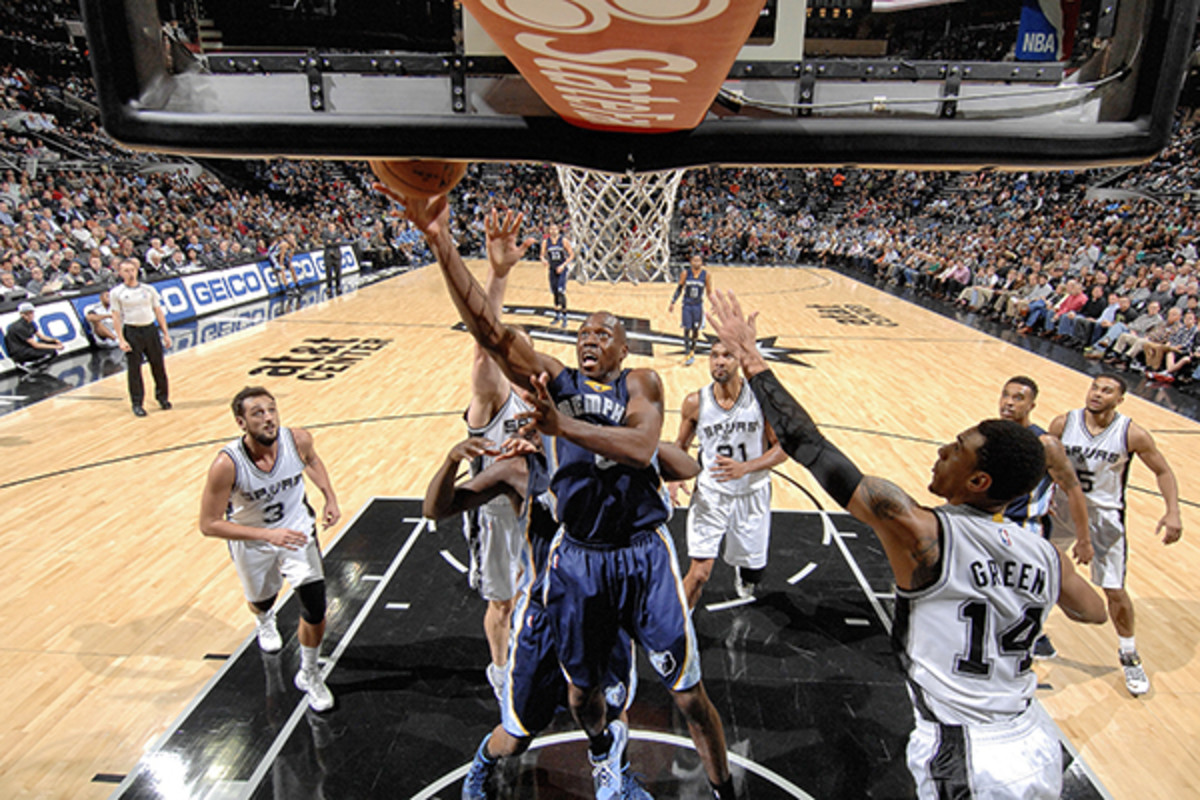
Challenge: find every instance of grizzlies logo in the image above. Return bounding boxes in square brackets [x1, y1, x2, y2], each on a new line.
[648, 649, 676, 679]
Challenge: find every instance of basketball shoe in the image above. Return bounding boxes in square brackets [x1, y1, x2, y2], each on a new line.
[255, 611, 283, 653]
[295, 667, 334, 712]
[461, 733, 497, 800]
[1120, 650, 1150, 696]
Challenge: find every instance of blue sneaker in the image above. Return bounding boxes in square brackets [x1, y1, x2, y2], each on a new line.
[589, 720, 629, 800]
[462, 733, 497, 800]
[621, 770, 655, 799]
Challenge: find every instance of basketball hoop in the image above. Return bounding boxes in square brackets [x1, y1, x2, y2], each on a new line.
[554, 166, 685, 285]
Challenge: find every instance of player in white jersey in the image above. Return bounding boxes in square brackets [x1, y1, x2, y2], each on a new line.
[672, 340, 786, 607]
[199, 386, 341, 712]
[996, 376, 1092, 660]
[463, 209, 536, 702]
[1048, 373, 1182, 696]
[709, 290, 1106, 799]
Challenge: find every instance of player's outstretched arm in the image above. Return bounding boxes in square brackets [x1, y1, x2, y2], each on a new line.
[422, 437, 524, 519]
[295, 428, 340, 528]
[1056, 549, 1108, 624]
[520, 369, 663, 468]
[1041, 434, 1093, 564]
[394, 193, 563, 391]
[199, 453, 307, 549]
[1129, 421, 1183, 544]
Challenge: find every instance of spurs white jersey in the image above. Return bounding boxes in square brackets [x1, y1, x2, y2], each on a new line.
[893, 505, 1061, 726]
[1059, 408, 1132, 512]
[222, 428, 315, 533]
[467, 390, 531, 513]
[695, 380, 770, 496]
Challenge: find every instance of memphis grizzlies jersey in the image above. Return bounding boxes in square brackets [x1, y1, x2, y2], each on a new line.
[547, 367, 669, 545]
[518, 450, 558, 600]
[1003, 423, 1055, 538]
[467, 390, 531, 514]
[893, 504, 1061, 725]
[695, 380, 769, 496]
[1059, 408, 1132, 511]
[222, 428, 315, 533]
[683, 269, 706, 305]
[544, 236, 569, 272]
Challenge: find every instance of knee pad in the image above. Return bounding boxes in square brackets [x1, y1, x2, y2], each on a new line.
[296, 580, 327, 624]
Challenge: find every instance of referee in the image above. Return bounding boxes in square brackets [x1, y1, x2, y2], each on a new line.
[111, 258, 172, 417]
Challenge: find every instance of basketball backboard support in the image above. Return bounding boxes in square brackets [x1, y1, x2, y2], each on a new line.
[82, 0, 1200, 171]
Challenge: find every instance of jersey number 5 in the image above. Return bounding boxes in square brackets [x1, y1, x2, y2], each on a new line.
[955, 601, 1044, 677]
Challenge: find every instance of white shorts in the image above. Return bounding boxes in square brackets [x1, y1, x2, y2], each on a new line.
[229, 533, 324, 604]
[686, 483, 771, 569]
[467, 502, 525, 601]
[907, 703, 1061, 800]
[1088, 507, 1127, 589]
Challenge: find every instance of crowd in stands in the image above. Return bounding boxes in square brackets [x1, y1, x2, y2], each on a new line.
[5, 0, 1200, 400]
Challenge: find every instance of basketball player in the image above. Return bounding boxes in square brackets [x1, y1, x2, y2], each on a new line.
[997, 376, 1093, 659]
[199, 386, 341, 712]
[110, 258, 171, 417]
[707, 290, 1107, 799]
[268, 234, 298, 294]
[672, 340, 786, 607]
[540, 222, 574, 328]
[1048, 374, 1183, 695]
[398, 191, 737, 800]
[425, 433, 699, 799]
[669, 254, 712, 365]
[464, 208, 536, 703]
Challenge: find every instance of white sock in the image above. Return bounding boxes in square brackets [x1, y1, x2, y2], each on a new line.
[301, 644, 321, 672]
[254, 609, 274, 626]
[1119, 636, 1137, 654]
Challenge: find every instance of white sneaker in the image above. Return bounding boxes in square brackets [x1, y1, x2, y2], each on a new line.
[295, 667, 334, 712]
[255, 614, 283, 653]
[733, 572, 756, 600]
[486, 662, 506, 704]
[1120, 650, 1150, 696]
[589, 719, 629, 800]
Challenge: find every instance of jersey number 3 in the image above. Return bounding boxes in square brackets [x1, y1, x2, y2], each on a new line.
[263, 502, 285, 524]
[955, 601, 1044, 676]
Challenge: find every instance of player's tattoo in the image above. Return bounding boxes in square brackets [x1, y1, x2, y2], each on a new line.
[860, 476, 912, 521]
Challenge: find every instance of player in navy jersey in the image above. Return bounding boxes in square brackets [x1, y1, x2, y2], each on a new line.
[395, 189, 737, 800]
[708, 290, 1106, 800]
[996, 376, 1092, 659]
[669, 254, 712, 366]
[425, 433, 700, 799]
[540, 223, 574, 328]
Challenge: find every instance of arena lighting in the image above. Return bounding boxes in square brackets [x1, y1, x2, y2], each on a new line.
[82, 0, 1200, 171]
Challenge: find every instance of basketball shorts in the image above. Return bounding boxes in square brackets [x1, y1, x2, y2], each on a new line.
[544, 527, 701, 693]
[681, 303, 703, 330]
[686, 483, 771, 568]
[549, 270, 568, 294]
[501, 587, 635, 739]
[1087, 506, 1127, 589]
[229, 530, 323, 604]
[907, 702, 1061, 800]
[468, 502, 525, 601]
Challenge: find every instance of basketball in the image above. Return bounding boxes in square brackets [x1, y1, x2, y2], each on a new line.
[369, 159, 468, 199]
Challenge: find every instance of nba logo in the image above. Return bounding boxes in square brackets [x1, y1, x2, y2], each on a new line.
[999, 529, 1013, 547]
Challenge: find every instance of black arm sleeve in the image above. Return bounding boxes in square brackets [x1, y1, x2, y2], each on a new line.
[748, 369, 864, 508]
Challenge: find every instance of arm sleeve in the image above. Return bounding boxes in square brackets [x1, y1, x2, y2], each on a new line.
[747, 369, 864, 508]
[671, 283, 683, 303]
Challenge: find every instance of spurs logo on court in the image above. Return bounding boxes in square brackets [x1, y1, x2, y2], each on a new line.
[808, 304, 898, 327]
[452, 306, 826, 367]
[479, 0, 729, 34]
[250, 336, 392, 381]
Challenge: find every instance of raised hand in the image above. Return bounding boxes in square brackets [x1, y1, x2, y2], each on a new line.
[517, 372, 561, 437]
[449, 436, 501, 463]
[485, 208, 537, 279]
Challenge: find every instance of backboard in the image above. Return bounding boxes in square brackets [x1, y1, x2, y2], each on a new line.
[82, 0, 1200, 171]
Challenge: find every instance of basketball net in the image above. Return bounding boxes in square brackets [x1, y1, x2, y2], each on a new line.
[554, 166, 685, 284]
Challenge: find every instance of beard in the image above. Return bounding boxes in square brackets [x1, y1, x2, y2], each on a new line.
[251, 430, 278, 446]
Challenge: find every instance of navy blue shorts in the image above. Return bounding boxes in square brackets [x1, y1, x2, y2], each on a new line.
[501, 589, 635, 738]
[544, 528, 700, 692]
[681, 303, 703, 331]
[549, 271, 568, 294]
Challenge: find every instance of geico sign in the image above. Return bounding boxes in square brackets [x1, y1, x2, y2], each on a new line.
[465, 0, 763, 132]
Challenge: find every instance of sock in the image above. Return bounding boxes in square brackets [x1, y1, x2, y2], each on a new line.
[588, 728, 614, 758]
[254, 609, 274, 626]
[710, 777, 736, 800]
[301, 644, 320, 672]
[477, 733, 498, 764]
[1119, 636, 1137, 654]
